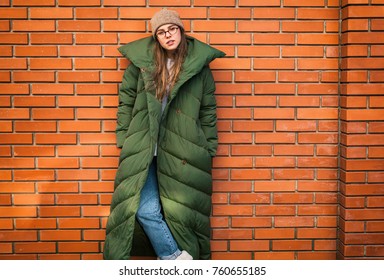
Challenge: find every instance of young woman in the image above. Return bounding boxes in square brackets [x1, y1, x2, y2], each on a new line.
[103, 9, 225, 260]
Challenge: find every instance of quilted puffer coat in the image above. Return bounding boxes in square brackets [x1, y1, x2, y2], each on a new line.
[103, 35, 225, 260]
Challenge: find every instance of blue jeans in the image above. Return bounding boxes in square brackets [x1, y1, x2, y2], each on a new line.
[136, 158, 181, 260]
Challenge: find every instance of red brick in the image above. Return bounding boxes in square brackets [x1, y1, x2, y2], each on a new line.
[231, 217, 272, 228]
[230, 240, 269, 251]
[15, 242, 56, 253]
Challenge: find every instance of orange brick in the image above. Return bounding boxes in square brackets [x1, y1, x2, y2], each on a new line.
[30, 8, 73, 19]
[14, 121, 56, 132]
[57, 169, 98, 181]
[230, 240, 269, 251]
[253, 8, 295, 19]
[14, 170, 55, 181]
[74, 58, 117, 69]
[0, 133, 32, 144]
[12, 0, 55, 6]
[283, 21, 324, 32]
[194, 20, 235, 32]
[58, 96, 100, 107]
[30, 34, 73, 44]
[13, 20, 55, 31]
[32, 84, 74, 95]
[60, 46, 101, 57]
[32, 108, 74, 120]
[238, 46, 280, 57]
[37, 182, 78, 193]
[0, 58, 27, 69]
[231, 169, 271, 180]
[14, 242, 56, 253]
[58, 71, 100, 83]
[14, 146, 55, 157]
[213, 228, 253, 239]
[35, 133, 77, 144]
[0, 8, 27, 18]
[282, 46, 324, 57]
[298, 8, 339, 20]
[13, 71, 55, 82]
[75, 8, 118, 19]
[239, 20, 279, 32]
[254, 108, 295, 120]
[13, 96, 55, 107]
[103, 20, 145, 31]
[13, 194, 54, 205]
[0, 207, 37, 218]
[0, 34, 28, 44]
[103, 0, 145, 6]
[57, 20, 100, 32]
[57, 145, 99, 157]
[0, 182, 35, 193]
[75, 33, 117, 44]
[30, 58, 72, 69]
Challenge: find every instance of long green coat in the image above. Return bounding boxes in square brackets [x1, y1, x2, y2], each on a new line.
[103, 35, 225, 260]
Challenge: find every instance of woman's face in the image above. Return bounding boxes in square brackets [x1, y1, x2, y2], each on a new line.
[155, 24, 181, 56]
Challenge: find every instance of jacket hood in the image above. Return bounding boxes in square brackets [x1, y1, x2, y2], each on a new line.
[118, 35, 225, 75]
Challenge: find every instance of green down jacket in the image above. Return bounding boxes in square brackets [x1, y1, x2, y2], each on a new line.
[103, 35, 225, 260]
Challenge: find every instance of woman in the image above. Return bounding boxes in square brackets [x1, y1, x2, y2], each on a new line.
[103, 9, 225, 260]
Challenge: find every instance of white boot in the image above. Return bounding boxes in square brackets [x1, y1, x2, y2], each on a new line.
[175, 250, 193, 260]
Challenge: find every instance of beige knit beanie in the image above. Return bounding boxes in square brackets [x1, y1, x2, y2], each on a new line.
[150, 9, 184, 37]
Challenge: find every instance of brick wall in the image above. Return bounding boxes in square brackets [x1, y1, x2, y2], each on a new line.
[338, 0, 384, 259]
[0, 0, 382, 260]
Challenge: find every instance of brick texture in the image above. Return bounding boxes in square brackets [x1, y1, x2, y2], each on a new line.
[0, 0, 383, 260]
[338, 0, 384, 260]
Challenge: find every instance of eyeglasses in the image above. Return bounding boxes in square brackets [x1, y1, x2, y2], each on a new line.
[156, 26, 179, 38]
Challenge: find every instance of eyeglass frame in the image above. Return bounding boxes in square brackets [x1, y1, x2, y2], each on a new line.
[156, 25, 179, 39]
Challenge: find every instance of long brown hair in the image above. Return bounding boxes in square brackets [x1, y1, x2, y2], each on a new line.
[153, 28, 188, 100]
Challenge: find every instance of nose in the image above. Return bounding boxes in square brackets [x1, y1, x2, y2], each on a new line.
[165, 31, 172, 38]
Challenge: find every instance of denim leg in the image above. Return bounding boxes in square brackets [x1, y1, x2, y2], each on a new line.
[136, 159, 181, 260]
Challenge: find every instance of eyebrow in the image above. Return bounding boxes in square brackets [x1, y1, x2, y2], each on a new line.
[156, 25, 178, 32]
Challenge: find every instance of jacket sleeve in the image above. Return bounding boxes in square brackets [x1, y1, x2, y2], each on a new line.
[199, 66, 218, 157]
[116, 63, 139, 148]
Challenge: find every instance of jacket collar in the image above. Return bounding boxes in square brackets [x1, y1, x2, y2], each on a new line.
[118, 35, 225, 84]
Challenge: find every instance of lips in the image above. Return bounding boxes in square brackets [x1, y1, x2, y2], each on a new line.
[166, 40, 175, 46]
